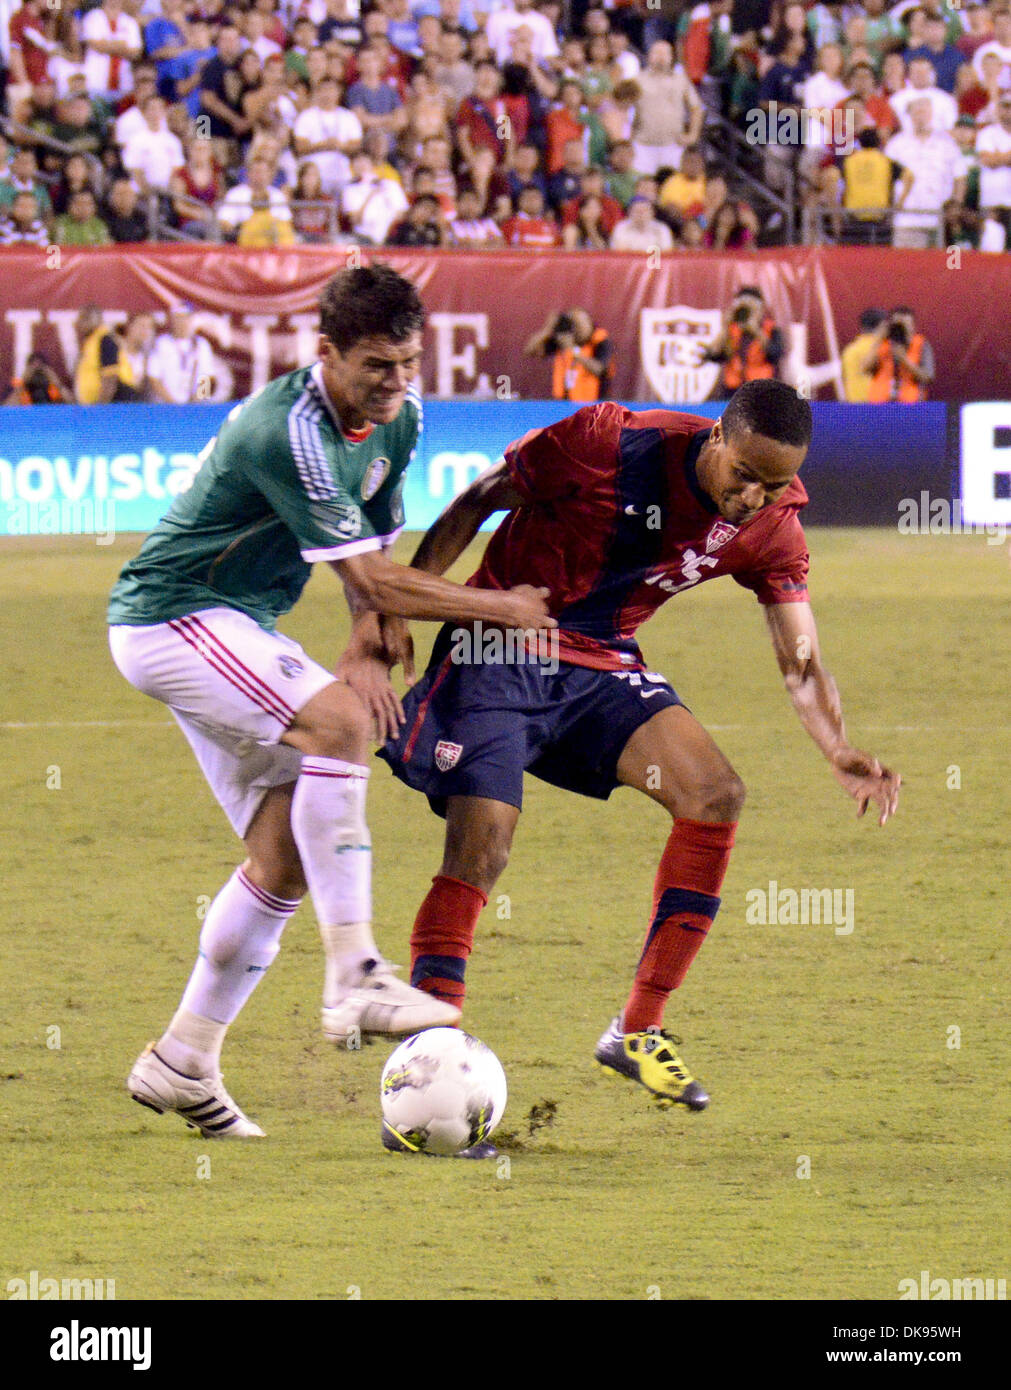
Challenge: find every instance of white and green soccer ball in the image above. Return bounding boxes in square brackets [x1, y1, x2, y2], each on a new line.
[380, 1028, 507, 1156]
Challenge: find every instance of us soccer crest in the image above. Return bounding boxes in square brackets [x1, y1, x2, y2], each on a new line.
[640, 306, 722, 404]
[434, 740, 463, 772]
[705, 520, 738, 552]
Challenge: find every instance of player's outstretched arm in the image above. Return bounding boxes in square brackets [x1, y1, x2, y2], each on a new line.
[764, 601, 901, 826]
[409, 459, 525, 579]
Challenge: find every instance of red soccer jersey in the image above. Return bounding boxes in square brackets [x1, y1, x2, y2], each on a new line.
[501, 214, 560, 247]
[470, 402, 810, 671]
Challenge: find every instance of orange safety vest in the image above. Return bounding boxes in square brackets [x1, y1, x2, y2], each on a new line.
[721, 317, 777, 391]
[552, 328, 611, 402]
[868, 334, 926, 403]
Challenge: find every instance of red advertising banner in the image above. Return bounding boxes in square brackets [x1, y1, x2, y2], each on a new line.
[0, 245, 1007, 404]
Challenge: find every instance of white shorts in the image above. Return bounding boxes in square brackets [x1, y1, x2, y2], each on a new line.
[109, 607, 336, 838]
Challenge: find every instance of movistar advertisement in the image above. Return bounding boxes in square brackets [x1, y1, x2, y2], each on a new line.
[0, 400, 961, 539]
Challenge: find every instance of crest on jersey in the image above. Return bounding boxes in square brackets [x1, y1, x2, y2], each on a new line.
[278, 655, 304, 680]
[705, 520, 739, 552]
[640, 306, 722, 404]
[361, 456, 391, 501]
[434, 740, 463, 772]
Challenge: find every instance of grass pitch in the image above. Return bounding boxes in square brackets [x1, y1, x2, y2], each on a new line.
[2, 529, 1008, 1301]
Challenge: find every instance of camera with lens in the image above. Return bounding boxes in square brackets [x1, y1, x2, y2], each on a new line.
[553, 313, 576, 336]
[886, 317, 910, 347]
[732, 304, 753, 325]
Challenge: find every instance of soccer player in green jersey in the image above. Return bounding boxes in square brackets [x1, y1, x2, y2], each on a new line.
[108, 264, 553, 1138]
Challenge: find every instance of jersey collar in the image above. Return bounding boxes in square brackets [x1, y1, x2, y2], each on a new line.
[310, 361, 375, 444]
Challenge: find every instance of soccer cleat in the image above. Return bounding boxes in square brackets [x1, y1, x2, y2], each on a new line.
[127, 1043, 265, 1138]
[380, 1122, 498, 1160]
[322, 958, 460, 1041]
[594, 1017, 710, 1111]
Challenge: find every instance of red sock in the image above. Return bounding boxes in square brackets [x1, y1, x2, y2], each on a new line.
[622, 818, 737, 1033]
[409, 874, 487, 1008]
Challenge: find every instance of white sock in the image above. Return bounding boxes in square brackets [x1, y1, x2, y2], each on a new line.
[159, 868, 300, 1075]
[290, 758, 377, 1006]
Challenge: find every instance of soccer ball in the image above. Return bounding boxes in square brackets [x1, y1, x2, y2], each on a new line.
[380, 1028, 507, 1156]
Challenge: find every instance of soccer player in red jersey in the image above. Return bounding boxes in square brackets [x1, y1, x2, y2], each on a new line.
[376, 380, 901, 1143]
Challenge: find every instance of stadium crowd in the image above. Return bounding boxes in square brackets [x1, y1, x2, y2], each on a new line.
[0, 0, 1009, 250]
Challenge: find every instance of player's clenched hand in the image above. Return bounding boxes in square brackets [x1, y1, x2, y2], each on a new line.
[499, 585, 557, 632]
[335, 652, 405, 745]
[379, 614, 416, 687]
[830, 746, 901, 826]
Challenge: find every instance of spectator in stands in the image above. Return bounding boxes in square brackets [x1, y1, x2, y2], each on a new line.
[449, 184, 505, 245]
[486, 0, 561, 67]
[0, 147, 53, 220]
[49, 151, 93, 218]
[891, 54, 958, 133]
[658, 145, 709, 227]
[604, 138, 642, 206]
[388, 192, 449, 244]
[609, 192, 676, 249]
[290, 163, 334, 243]
[120, 312, 160, 401]
[561, 191, 608, 246]
[545, 80, 588, 175]
[863, 306, 935, 402]
[506, 142, 548, 201]
[81, 0, 143, 104]
[561, 166, 623, 234]
[114, 65, 159, 149]
[121, 95, 186, 195]
[217, 154, 292, 239]
[547, 136, 587, 207]
[861, 0, 905, 71]
[906, 14, 966, 94]
[958, 6, 995, 66]
[4, 352, 73, 406]
[292, 75, 363, 197]
[705, 287, 783, 391]
[340, 150, 410, 243]
[846, 61, 899, 140]
[598, 77, 640, 146]
[200, 23, 251, 149]
[54, 189, 112, 245]
[757, 30, 811, 195]
[456, 60, 512, 168]
[973, 7, 1011, 86]
[7, 0, 57, 120]
[145, 0, 189, 98]
[632, 40, 704, 176]
[976, 90, 1011, 250]
[524, 307, 613, 401]
[433, 25, 476, 111]
[0, 189, 50, 245]
[345, 44, 407, 155]
[841, 307, 887, 401]
[169, 138, 225, 237]
[103, 176, 149, 242]
[319, 0, 363, 48]
[703, 196, 759, 248]
[501, 183, 560, 245]
[886, 95, 966, 248]
[149, 304, 216, 403]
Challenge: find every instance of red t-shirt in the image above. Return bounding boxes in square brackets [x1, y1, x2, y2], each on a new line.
[560, 191, 624, 235]
[470, 403, 810, 670]
[10, 7, 52, 85]
[501, 214, 560, 247]
[456, 96, 509, 159]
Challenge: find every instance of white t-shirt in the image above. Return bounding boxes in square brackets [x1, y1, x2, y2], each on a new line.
[885, 129, 967, 228]
[484, 8, 560, 66]
[49, 55, 90, 99]
[148, 332, 216, 403]
[121, 127, 185, 191]
[293, 105, 363, 194]
[976, 122, 1011, 209]
[801, 72, 850, 147]
[890, 83, 957, 135]
[341, 176, 409, 244]
[609, 217, 675, 251]
[114, 104, 148, 150]
[81, 7, 142, 99]
[217, 184, 292, 229]
[972, 40, 1011, 84]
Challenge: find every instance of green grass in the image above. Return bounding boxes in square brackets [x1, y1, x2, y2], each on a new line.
[2, 529, 1008, 1301]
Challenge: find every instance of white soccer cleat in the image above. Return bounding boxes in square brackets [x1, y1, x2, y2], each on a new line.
[127, 1043, 265, 1138]
[322, 958, 461, 1041]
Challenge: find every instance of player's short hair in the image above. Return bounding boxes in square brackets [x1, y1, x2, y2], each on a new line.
[319, 264, 426, 352]
[722, 380, 812, 449]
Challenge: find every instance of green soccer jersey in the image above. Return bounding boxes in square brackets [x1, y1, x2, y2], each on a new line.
[107, 364, 419, 630]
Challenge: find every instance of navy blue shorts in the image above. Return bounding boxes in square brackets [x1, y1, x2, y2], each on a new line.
[378, 625, 683, 817]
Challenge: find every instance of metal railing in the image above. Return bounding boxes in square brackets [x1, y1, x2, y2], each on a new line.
[803, 205, 947, 247]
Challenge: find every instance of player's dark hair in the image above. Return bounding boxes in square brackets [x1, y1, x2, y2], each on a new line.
[860, 307, 886, 331]
[722, 379, 813, 449]
[319, 264, 426, 352]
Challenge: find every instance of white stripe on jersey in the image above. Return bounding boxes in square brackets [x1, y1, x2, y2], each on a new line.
[288, 384, 338, 502]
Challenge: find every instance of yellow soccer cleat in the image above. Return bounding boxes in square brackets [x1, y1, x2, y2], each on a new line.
[594, 1018, 710, 1110]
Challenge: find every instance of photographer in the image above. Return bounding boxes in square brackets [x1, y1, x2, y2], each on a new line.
[5, 353, 73, 406]
[705, 287, 784, 396]
[863, 306, 934, 403]
[524, 308, 613, 402]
